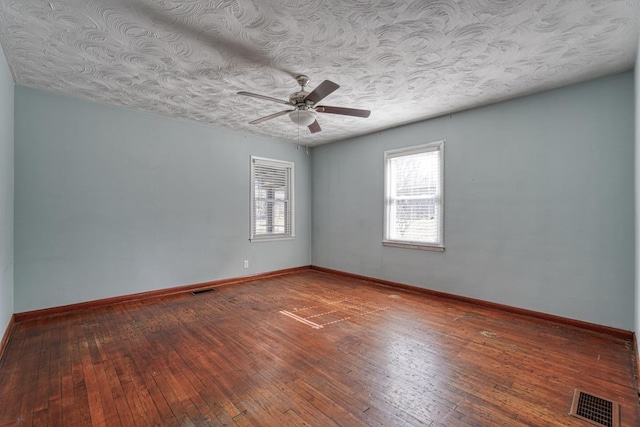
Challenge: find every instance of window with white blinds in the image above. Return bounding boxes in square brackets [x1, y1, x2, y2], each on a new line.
[250, 156, 294, 241]
[384, 141, 444, 250]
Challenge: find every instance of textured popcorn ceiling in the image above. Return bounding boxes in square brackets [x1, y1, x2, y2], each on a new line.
[0, 0, 637, 146]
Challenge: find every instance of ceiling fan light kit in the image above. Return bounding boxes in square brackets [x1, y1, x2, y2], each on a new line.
[289, 109, 317, 126]
[238, 75, 371, 135]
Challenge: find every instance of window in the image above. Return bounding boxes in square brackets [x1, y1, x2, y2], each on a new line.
[384, 141, 444, 251]
[250, 156, 294, 241]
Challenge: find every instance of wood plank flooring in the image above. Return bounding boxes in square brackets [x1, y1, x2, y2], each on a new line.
[0, 270, 638, 426]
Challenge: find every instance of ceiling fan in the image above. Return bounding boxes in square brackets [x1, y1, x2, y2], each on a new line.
[237, 75, 371, 134]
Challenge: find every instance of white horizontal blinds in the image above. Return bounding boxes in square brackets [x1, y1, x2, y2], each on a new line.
[386, 142, 443, 246]
[251, 157, 293, 239]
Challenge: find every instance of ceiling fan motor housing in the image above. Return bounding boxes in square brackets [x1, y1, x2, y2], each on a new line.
[289, 91, 310, 106]
[289, 76, 316, 126]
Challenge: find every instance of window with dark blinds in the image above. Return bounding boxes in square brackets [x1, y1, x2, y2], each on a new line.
[250, 156, 295, 241]
[384, 141, 444, 250]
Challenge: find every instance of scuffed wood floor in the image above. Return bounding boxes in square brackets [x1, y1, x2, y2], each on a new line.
[0, 270, 638, 426]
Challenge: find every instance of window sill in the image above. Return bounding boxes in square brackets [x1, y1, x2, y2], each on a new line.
[382, 241, 445, 252]
[250, 236, 295, 243]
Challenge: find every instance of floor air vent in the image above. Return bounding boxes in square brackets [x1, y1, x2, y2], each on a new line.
[569, 389, 620, 427]
[191, 288, 217, 296]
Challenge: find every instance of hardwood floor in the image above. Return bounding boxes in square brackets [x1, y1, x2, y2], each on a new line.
[0, 270, 638, 426]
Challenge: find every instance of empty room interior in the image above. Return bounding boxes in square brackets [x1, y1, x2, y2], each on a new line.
[1, 1, 640, 426]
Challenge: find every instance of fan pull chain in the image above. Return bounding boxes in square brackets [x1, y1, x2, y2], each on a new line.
[298, 114, 300, 147]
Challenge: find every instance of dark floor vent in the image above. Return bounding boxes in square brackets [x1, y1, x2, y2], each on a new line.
[191, 288, 217, 296]
[569, 389, 620, 427]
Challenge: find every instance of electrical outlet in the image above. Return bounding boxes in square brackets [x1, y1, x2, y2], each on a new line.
[243, 260, 249, 269]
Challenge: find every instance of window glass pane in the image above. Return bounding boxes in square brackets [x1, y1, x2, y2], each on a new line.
[254, 199, 267, 234]
[390, 198, 439, 242]
[272, 200, 286, 233]
[391, 151, 440, 197]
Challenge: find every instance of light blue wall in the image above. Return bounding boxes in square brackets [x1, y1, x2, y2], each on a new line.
[313, 72, 635, 330]
[14, 86, 311, 312]
[0, 46, 13, 333]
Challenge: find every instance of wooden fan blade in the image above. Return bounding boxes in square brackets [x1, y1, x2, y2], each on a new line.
[238, 91, 292, 106]
[304, 80, 339, 104]
[249, 110, 293, 124]
[316, 105, 371, 118]
[308, 120, 322, 134]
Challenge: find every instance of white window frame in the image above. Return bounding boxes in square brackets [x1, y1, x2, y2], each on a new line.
[250, 156, 295, 242]
[383, 141, 445, 251]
